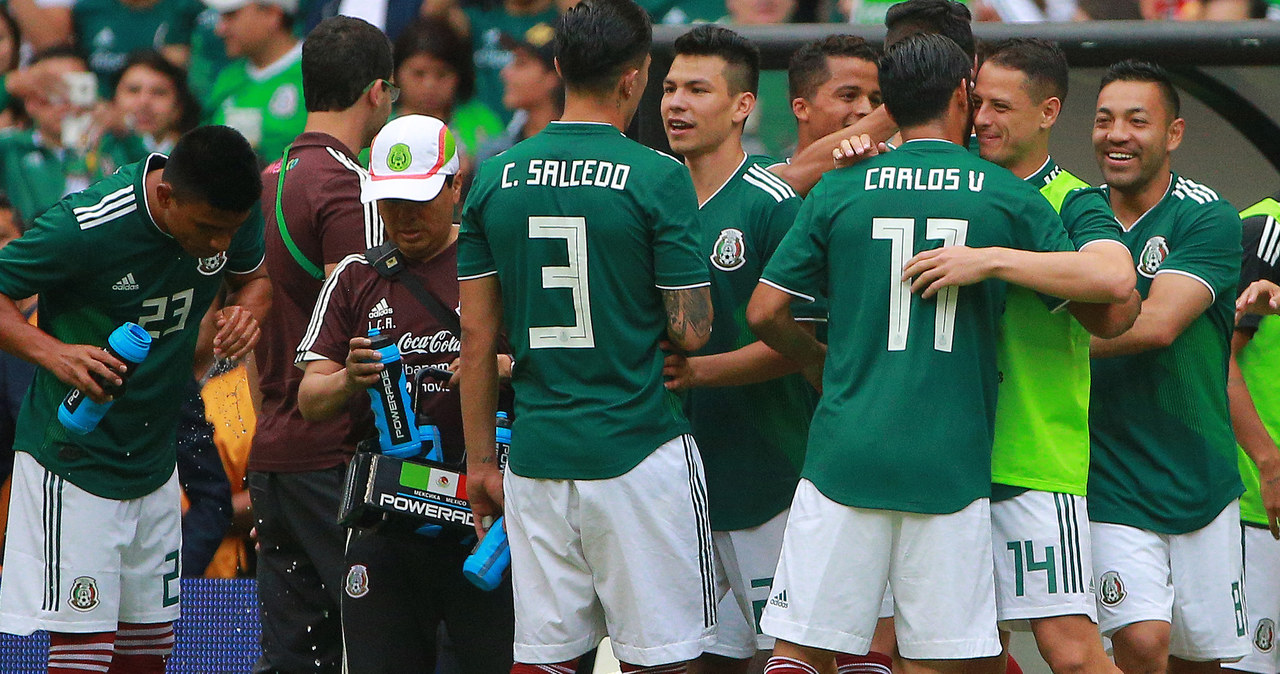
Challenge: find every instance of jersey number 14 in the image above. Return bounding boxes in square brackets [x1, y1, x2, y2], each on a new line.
[872, 217, 969, 353]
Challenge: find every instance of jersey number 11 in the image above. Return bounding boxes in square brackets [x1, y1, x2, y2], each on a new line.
[871, 217, 969, 353]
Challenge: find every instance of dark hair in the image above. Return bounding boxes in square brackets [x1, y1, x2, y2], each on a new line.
[164, 126, 262, 212]
[302, 16, 393, 113]
[113, 50, 201, 135]
[1100, 59, 1180, 120]
[555, 0, 652, 93]
[0, 6, 20, 73]
[788, 34, 878, 101]
[880, 33, 970, 129]
[884, 0, 975, 61]
[982, 38, 1068, 103]
[394, 17, 477, 104]
[672, 25, 760, 96]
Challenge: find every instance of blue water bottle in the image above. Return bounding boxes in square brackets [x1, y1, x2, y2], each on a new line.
[463, 516, 510, 591]
[366, 329, 422, 459]
[495, 412, 511, 473]
[58, 323, 152, 435]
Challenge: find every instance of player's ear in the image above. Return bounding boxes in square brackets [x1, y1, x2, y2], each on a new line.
[1166, 116, 1185, 153]
[1041, 96, 1062, 129]
[155, 181, 174, 210]
[792, 97, 809, 123]
[733, 91, 755, 126]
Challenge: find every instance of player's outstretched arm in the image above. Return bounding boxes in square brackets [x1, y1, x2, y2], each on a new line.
[662, 323, 818, 391]
[746, 284, 825, 388]
[662, 286, 714, 353]
[459, 275, 505, 540]
[770, 106, 898, 197]
[1238, 279, 1280, 318]
[297, 337, 384, 422]
[1229, 329, 1280, 539]
[1091, 273, 1212, 358]
[0, 292, 124, 403]
[1067, 290, 1142, 339]
[903, 246, 1134, 304]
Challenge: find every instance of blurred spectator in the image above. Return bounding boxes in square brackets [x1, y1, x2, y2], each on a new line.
[972, 0, 1080, 20]
[0, 8, 25, 129]
[0, 48, 135, 225]
[646, 0, 727, 23]
[726, 0, 796, 159]
[1200, 0, 1253, 17]
[393, 17, 502, 164]
[205, 0, 305, 164]
[0, 195, 31, 566]
[309, 0, 424, 40]
[8, 0, 73, 52]
[188, 7, 229, 106]
[474, 21, 562, 166]
[72, 0, 203, 97]
[457, 0, 558, 123]
[84, 49, 201, 177]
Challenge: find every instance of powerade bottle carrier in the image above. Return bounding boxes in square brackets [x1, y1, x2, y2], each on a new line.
[58, 323, 152, 435]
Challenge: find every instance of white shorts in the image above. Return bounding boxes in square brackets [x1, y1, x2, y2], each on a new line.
[992, 490, 1097, 629]
[705, 508, 789, 659]
[1230, 526, 1280, 674]
[504, 435, 716, 666]
[1092, 501, 1248, 662]
[760, 480, 1000, 660]
[0, 452, 182, 635]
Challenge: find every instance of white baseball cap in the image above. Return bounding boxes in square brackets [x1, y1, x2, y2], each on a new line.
[204, 0, 299, 15]
[362, 115, 461, 204]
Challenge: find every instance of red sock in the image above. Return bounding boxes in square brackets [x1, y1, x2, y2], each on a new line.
[619, 664, 685, 674]
[512, 661, 579, 674]
[764, 656, 821, 674]
[48, 631, 114, 674]
[1006, 654, 1023, 674]
[836, 651, 893, 674]
[105, 622, 172, 674]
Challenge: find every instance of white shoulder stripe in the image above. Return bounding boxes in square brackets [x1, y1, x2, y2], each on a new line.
[748, 165, 797, 199]
[73, 186, 133, 216]
[743, 172, 786, 203]
[76, 193, 136, 223]
[79, 203, 138, 230]
[1261, 216, 1280, 267]
[296, 253, 369, 359]
[759, 278, 815, 302]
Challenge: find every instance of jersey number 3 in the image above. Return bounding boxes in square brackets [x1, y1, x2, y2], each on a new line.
[872, 217, 969, 353]
[528, 216, 595, 349]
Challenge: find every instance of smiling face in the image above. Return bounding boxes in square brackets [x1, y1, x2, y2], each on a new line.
[661, 54, 752, 158]
[972, 63, 1052, 170]
[1093, 79, 1183, 194]
[798, 55, 881, 139]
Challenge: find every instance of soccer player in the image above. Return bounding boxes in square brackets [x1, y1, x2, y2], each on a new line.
[457, 0, 716, 672]
[745, 33, 1075, 674]
[296, 115, 515, 674]
[1087, 60, 1248, 674]
[1225, 191, 1280, 674]
[784, 35, 881, 160]
[249, 16, 394, 674]
[968, 37, 1137, 674]
[659, 24, 816, 674]
[0, 124, 268, 673]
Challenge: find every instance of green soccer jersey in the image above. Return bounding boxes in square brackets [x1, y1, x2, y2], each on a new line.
[0, 155, 265, 500]
[991, 160, 1124, 497]
[188, 8, 229, 108]
[686, 155, 819, 531]
[459, 121, 709, 480]
[206, 42, 305, 165]
[74, 0, 202, 97]
[1089, 174, 1243, 534]
[1238, 315, 1280, 528]
[0, 130, 137, 226]
[761, 139, 1073, 514]
[464, 5, 560, 124]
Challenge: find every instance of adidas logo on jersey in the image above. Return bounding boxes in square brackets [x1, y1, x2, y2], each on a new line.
[368, 298, 394, 319]
[112, 273, 139, 291]
[769, 589, 788, 609]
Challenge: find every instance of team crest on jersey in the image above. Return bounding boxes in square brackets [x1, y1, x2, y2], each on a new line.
[197, 252, 228, 276]
[345, 564, 370, 599]
[1099, 571, 1126, 606]
[268, 84, 300, 119]
[711, 228, 746, 271]
[69, 576, 99, 612]
[1256, 618, 1276, 652]
[1137, 236, 1169, 278]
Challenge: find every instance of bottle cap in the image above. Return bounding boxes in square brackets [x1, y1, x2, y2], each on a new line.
[108, 323, 152, 364]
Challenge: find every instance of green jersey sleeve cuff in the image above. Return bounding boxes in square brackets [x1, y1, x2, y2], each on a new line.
[1155, 268, 1216, 302]
[458, 270, 498, 281]
[759, 277, 816, 303]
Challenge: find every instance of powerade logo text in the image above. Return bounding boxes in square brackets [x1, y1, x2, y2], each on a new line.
[377, 494, 473, 525]
[378, 369, 413, 444]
